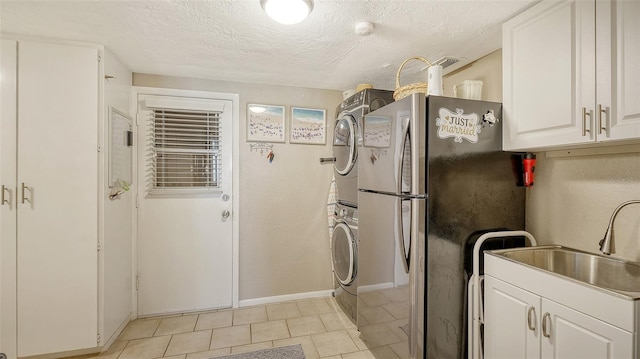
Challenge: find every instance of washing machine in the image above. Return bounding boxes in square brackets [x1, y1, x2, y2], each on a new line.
[331, 204, 358, 324]
[333, 89, 394, 208]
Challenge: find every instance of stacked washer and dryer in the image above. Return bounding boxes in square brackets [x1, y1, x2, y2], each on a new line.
[330, 89, 394, 323]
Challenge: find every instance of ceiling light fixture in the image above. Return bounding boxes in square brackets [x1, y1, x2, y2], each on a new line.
[354, 21, 375, 36]
[261, 0, 314, 25]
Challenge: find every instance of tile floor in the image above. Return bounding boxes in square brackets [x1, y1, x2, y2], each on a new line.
[66, 295, 408, 359]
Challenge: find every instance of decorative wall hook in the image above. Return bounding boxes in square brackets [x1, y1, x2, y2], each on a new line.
[250, 142, 274, 155]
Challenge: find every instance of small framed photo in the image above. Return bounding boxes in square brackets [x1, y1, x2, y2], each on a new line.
[290, 107, 326, 145]
[363, 115, 392, 148]
[247, 103, 286, 143]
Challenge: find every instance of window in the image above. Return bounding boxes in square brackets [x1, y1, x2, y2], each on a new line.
[151, 108, 221, 192]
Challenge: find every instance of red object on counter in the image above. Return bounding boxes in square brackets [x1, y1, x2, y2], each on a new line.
[523, 153, 536, 187]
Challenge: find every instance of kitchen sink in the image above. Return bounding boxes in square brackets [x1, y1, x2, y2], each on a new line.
[490, 245, 640, 296]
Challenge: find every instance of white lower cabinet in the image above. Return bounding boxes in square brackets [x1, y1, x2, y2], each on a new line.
[485, 276, 633, 358]
[542, 299, 632, 358]
[484, 277, 539, 358]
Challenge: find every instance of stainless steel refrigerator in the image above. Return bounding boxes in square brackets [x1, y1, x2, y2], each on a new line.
[357, 94, 524, 358]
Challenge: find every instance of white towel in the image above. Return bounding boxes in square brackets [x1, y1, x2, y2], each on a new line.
[326, 173, 338, 242]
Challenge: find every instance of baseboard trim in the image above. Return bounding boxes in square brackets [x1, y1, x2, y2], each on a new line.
[238, 289, 334, 307]
[21, 346, 99, 359]
[358, 282, 395, 293]
[101, 312, 132, 351]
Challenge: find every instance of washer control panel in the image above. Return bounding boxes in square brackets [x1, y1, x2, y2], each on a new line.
[339, 90, 366, 111]
[336, 206, 358, 226]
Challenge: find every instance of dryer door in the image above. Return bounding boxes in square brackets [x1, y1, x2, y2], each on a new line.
[333, 112, 357, 175]
[331, 221, 357, 285]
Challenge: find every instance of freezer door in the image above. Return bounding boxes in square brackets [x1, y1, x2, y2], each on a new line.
[359, 97, 412, 195]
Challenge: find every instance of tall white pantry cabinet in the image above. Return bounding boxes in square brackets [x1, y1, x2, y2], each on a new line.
[0, 38, 133, 358]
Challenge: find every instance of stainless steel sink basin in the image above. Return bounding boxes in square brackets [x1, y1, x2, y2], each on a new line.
[492, 245, 640, 297]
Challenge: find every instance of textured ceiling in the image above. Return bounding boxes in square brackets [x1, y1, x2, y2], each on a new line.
[0, 0, 536, 91]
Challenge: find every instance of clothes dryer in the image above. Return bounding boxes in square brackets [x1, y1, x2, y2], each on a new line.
[333, 89, 394, 208]
[331, 204, 358, 324]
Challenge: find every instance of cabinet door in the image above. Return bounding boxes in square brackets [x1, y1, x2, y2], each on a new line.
[17, 41, 99, 357]
[503, 0, 596, 150]
[0, 38, 18, 359]
[541, 299, 633, 358]
[484, 276, 540, 359]
[597, 0, 640, 141]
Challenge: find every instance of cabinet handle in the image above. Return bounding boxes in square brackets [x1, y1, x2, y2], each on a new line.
[542, 312, 551, 338]
[598, 104, 608, 135]
[21, 182, 31, 204]
[1, 185, 10, 206]
[582, 107, 591, 137]
[527, 306, 536, 331]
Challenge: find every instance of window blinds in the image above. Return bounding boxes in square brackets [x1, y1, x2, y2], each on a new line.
[151, 108, 221, 191]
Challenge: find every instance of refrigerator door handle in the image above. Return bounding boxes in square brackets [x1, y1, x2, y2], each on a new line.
[397, 116, 411, 195]
[397, 121, 411, 274]
[359, 188, 426, 199]
[398, 198, 411, 274]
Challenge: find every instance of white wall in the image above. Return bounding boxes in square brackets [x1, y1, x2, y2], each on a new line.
[444, 50, 640, 263]
[443, 50, 503, 102]
[132, 74, 341, 301]
[527, 152, 640, 261]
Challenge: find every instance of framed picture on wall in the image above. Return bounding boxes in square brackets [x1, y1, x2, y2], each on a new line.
[247, 103, 286, 143]
[290, 107, 326, 145]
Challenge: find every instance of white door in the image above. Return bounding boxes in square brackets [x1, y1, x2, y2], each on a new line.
[541, 299, 633, 359]
[502, 0, 596, 150]
[599, 0, 640, 141]
[17, 40, 99, 356]
[0, 38, 18, 359]
[136, 93, 233, 316]
[484, 276, 541, 359]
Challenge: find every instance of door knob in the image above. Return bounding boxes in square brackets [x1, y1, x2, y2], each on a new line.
[221, 210, 230, 218]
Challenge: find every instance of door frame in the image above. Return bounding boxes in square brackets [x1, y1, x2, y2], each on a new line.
[130, 86, 239, 317]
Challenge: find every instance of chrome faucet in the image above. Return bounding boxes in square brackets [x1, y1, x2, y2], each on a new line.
[599, 200, 640, 255]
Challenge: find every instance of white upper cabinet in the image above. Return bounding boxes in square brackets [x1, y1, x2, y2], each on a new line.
[597, 0, 640, 141]
[502, 0, 640, 151]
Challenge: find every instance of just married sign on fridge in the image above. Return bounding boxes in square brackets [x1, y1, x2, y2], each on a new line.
[435, 107, 481, 143]
[435, 107, 500, 144]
